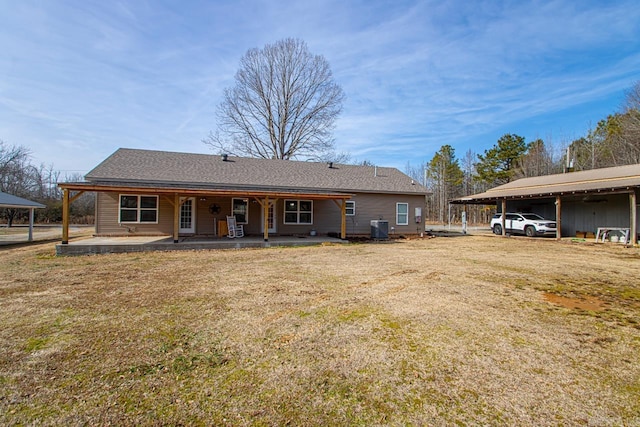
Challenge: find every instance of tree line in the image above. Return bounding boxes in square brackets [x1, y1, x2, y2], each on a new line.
[407, 81, 640, 224]
[0, 140, 94, 226]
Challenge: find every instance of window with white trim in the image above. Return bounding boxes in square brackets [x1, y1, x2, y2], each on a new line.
[284, 200, 313, 224]
[396, 202, 409, 225]
[345, 201, 356, 216]
[119, 195, 158, 223]
[232, 198, 248, 224]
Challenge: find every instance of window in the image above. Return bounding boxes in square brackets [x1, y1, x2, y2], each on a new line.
[284, 200, 313, 224]
[345, 201, 356, 216]
[232, 198, 248, 223]
[396, 203, 409, 225]
[119, 195, 158, 223]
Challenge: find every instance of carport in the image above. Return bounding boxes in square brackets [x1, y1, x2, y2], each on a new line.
[451, 164, 639, 246]
[0, 191, 46, 242]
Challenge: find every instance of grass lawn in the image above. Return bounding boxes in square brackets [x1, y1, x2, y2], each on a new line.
[1, 236, 639, 425]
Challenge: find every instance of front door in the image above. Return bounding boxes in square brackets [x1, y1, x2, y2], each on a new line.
[179, 197, 196, 234]
[261, 201, 277, 233]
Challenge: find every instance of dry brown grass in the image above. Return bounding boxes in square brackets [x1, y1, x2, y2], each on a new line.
[1, 236, 639, 426]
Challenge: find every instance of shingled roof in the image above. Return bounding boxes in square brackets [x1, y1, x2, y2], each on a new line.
[454, 163, 640, 203]
[84, 148, 428, 196]
[0, 191, 45, 209]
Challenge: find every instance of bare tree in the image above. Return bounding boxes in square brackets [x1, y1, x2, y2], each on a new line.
[0, 140, 40, 226]
[205, 38, 345, 160]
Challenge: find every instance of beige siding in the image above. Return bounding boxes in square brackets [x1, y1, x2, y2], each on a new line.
[95, 192, 173, 236]
[195, 197, 233, 235]
[342, 193, 426, 235]
[95, 192, 426, 237]
[267, 193, 425, 236]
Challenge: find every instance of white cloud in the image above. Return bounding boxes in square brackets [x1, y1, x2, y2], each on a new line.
[1, 0, 639, 172]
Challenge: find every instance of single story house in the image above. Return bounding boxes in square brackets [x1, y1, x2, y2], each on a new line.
[58, 148, 428, 244]
[452, 163, 639, 245]
[0, 191, 46, 242]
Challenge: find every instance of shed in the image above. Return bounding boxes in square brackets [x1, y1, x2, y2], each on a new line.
[0, 191, 46, 242]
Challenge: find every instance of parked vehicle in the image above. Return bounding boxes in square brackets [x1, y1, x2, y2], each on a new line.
[490, 213, 557, 237]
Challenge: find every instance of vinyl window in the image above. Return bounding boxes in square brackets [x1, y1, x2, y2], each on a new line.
[232, 198, 248, 224]
[345, 201, 356, 216]
[284, 200, 313, 224]
[119, 195, 158, 223]
[396, 202, 409, 225]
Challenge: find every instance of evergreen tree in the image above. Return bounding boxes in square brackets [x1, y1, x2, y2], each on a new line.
[475, 134, 527, 186]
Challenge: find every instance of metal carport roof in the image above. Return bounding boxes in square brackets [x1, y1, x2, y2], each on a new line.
[452, 163, 640, 204]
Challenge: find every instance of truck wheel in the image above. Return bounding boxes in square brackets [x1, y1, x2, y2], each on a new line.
[525, 226, 535, 237]
[493, 224, 502, 235]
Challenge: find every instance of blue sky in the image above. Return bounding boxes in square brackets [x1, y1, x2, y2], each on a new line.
[1, 0, 639, 175]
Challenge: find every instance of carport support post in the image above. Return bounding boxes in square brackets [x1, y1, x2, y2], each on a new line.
[500, 199, 506, 236]
[555, 196, 562, 241]
[62, 188, 69, 244]
[630, 191, 637, 246]
[28, 208, 35, 242]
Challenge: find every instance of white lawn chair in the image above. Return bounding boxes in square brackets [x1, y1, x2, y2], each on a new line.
[226, 216, 244, 238]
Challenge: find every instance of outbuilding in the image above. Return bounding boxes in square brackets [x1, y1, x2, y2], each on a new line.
[452, 164, 639, 246]
[0, 191, 46, 242]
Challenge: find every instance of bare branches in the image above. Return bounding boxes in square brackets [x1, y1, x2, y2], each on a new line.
[205, 38, 345, 160]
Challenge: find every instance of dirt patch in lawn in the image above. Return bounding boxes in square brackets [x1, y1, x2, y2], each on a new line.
[543, 292, 608, 311]
[1, 236, 639, 425]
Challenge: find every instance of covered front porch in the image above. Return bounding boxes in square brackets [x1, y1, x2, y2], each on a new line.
[58, 182, 353, 248]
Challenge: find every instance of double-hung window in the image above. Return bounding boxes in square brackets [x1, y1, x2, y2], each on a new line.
[345, 201, 356, 216]
[232, 198, 248, 223]
[396, 202, 409, 225]
[119, 195, 158, 223]
[284, 200, 313, 224]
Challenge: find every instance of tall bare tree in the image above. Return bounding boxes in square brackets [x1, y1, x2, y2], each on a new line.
[205, 38, 345, 160]
[514, 139, 558, 178]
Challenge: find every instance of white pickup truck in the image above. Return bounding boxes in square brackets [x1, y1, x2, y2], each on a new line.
[491, 213, 557, 237]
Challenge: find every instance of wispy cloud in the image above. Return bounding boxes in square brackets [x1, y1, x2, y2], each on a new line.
[0, 0, 638, 172]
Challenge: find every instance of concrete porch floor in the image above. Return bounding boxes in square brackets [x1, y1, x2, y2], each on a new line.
[56, 235, 348, 255]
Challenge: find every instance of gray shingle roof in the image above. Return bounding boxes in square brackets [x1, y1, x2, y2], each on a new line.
[0, 191, 46, 208]
[85, 148, 429, 195]
[455, 163, 640, 202]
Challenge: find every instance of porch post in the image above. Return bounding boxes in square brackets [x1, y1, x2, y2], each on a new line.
[630, 191, 637, 246]
[62, 188, 70, 244]
[263, 196, 269, 242]
[501, 199, 506, 236]
[555, 195, 562, 241]
[173, 193, 180, 243]
[28, 208, 35, 242]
